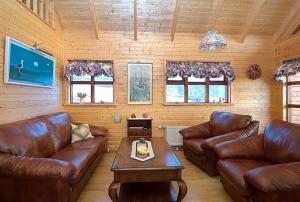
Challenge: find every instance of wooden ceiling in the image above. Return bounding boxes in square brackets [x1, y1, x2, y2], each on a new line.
[54, 0, 300, 42]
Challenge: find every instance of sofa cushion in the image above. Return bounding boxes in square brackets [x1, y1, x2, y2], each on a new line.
[71, 123, 94, 143]
[51, 136, 105, 184]
[38, 112, 72, 152]
[218, 159, 269, 196]
[0, 118, 55, 157]
[264, 120, 300, 164]
[209, 111, 252, 137]
[184, 138, 206, 155]
[71, 136, 106, 154]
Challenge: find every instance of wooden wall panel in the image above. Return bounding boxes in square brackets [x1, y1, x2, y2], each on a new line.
[0, 0, 64, 124]
[63, 31, 277, 150]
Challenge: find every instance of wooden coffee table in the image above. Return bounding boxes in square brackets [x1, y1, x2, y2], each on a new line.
[109, 137, 187, 202]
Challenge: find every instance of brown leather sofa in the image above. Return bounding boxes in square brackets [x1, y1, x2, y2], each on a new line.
[179, 111, 259, 176]
[0, 112, 108, 202]
[214, 120, 300, 202]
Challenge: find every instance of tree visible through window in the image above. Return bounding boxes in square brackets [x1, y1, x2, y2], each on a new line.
[166, 75, 229, 103]
[70, 75, 113, 104]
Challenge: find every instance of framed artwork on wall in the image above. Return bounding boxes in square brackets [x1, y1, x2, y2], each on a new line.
[4, 36, 56, 88]
[128, 63, 152, 104]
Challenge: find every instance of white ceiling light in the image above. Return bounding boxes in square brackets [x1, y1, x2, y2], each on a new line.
[199, 0, 227, 51]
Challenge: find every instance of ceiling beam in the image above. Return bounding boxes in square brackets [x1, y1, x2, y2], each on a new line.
[277, 32, 300, 48]
[279, 13, 300, 42]
[170, 0, 180, 42]
[212, 0, 224, 28]
[273, 0, 300, 43]
[88, 0, 100, 40]
[239, 0, 266, 43]
[55, 8, 64, 30]
[134, 0, 138, 41]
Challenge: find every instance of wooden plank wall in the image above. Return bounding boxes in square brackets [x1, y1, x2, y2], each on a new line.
[0, 0, 64, 124]
[63, 31, 278, 150]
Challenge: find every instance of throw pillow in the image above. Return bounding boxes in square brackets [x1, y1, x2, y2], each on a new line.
[71, 123, 94, 143]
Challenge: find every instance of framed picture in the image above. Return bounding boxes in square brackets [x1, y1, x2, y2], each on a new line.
[128, 63, 152, 104]
[4, 36, 56, 88]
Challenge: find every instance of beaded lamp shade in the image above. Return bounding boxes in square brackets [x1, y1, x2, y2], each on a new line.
[199, 31, 227, 51]
[199, 0, 227, 51]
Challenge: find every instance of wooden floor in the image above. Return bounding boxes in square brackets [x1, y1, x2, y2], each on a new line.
[77, 151, 233, 202]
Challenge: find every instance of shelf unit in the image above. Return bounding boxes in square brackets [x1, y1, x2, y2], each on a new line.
[127, 118, 152, 137]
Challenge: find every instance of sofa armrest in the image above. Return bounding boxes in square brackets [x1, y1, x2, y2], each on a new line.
[179, 121, 210, 139]
[240, 120, 259, 138]
[89, 124, 108, 137]
[245, 162, 300, 192]
[0, 153, 76, 180]
[213, 135, 265, 160]
[201, 130, 242, 150]
[202, 120, 259, 150]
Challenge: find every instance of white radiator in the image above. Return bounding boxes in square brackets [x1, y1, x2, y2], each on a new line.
[164, 126, 189, 146]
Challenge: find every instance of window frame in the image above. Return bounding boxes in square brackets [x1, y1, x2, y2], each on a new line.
[70, 75, 114, 104]
[286, 76, 300, 122]
[282, 57, 300, 122]
[165, 76, 230, 103]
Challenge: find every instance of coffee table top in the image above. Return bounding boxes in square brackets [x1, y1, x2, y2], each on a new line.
[111, 137, 183, 171]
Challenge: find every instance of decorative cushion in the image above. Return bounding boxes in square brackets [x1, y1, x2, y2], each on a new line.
[71, 123, 94, 143]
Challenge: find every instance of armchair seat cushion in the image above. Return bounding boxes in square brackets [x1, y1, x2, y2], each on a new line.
[51, 137, 105, 184]
[218, 159, 269, 196]
[184, 138, 206, 155]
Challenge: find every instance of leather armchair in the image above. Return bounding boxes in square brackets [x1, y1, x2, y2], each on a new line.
[179, 111, 259, 176]
[214, 120, 300, 202]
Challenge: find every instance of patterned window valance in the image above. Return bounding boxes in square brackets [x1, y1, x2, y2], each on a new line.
[166, 61, 235, 81]
[64, 60, 113, 80]
[273, 58, 300, 81]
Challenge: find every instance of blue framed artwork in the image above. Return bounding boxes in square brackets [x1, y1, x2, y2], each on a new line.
[4, 36, 55, 88]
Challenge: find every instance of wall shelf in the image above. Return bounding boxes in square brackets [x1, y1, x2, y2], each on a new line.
[127, 118, 152, 138]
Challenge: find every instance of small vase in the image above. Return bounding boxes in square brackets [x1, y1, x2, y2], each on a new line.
[80, 98, 84, 104]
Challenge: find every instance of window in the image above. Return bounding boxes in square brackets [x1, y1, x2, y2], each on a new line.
[70, 75, 114, 104]
[166, 75, 229, 103]
[286, 73, 300, 123]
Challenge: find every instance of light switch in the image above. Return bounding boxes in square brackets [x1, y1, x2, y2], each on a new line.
[114, 115, 121, 123]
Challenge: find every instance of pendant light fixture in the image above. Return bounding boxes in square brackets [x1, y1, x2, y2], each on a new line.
[199, 0, 227, 51]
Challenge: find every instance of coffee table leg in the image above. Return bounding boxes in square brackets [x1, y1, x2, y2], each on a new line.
[177, 179, 187, 202]
[108, 182, 118, 202]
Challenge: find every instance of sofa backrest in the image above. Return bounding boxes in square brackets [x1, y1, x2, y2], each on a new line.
[0, 118, 55, 157]
[264, 120, 300, 164]
[209, 111, 252, 136]
[37, 112, 72, 152]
